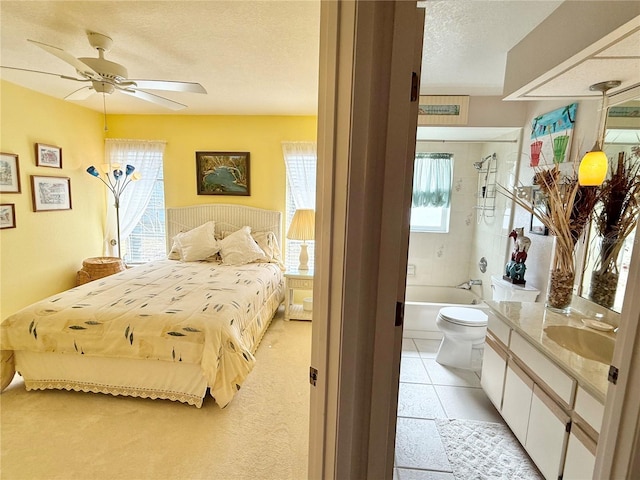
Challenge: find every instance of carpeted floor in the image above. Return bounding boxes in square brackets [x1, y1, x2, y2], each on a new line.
[0, 309, 311, 480]
[435, 418, 543, 479]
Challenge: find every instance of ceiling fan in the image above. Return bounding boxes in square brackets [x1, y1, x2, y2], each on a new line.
[2, 31, 207, 110]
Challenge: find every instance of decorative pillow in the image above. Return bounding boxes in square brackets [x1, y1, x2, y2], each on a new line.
[167, 242, 181, 260]
[174, 221, 219, 262]
[218, 226, 268, 265]
[252, 231, 285, 269]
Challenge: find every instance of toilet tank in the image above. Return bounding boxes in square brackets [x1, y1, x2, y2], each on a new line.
[491, 275, 540, 302]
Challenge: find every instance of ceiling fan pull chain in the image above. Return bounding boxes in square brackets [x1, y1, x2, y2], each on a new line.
[103, 92, 108, 132]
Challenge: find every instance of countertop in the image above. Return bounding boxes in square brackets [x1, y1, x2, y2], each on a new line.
[485, 300, 613, 403]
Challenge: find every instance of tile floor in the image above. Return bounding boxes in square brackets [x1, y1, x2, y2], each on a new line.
[394, 337, 509, 479]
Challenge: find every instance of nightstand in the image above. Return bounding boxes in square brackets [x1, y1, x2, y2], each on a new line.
[284, 270, 314, 321]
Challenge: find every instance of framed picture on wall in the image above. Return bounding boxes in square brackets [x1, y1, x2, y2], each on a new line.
[35, 143, 62, 168]
[0, 152, 21, 193]
[195, 151, 250, 196]
[30, 175, 72, 212]
[0, 204, 16, 229]
[530, 187, 549, 236]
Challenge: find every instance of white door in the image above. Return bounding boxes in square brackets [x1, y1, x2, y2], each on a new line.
[308, 1, 424, 478]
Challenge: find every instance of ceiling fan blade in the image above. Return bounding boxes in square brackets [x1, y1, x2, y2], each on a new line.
[65, 86, 94, 101]
[0, 65, 89, 82]
[119, 88, 187, 110]
[128, 79, 207, 94]
[28, 39, 101, 80]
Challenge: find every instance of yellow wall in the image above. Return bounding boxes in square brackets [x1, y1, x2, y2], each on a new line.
[1, 82, 317, 317]
[0, 81, 105, 317]
[105, 115, 317, 214]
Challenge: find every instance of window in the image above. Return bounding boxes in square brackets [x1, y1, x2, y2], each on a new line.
[124, 165, 166, 264]
[104, 139, 166, 263]
[410, 153, 453, 233]
[282, 142, 316, 271]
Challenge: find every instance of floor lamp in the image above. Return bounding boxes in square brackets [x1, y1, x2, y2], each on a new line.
[287, 209, 315, 271]
[86, 163, 141, 259]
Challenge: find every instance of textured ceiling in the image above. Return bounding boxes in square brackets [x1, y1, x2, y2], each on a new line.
[0, 1, 321, 115]
[0, 1, 637, 120]
[419, 0, 563, 96]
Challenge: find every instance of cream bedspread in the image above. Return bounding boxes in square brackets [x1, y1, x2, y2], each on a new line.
[0, 259, 283, 407]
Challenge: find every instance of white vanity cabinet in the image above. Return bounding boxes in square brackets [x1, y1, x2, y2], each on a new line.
[563, 386, 604, 479]
[480, 313, 511, 410]
[480, 334, 508, 409]
[563, 424, 597, 480]
[525, 384, 570, 480]
[501, 359, 533, 444]
[482, 303, 610, 480]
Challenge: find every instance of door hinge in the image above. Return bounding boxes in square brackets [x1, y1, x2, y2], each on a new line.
[608, 365, 619, 385]
[410, 72, 419, 102]
[395, 301, 405, 327]
[565, 421, 571, 433]
[309, 366, 318, 386]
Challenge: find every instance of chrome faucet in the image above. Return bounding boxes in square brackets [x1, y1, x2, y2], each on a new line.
[456, 279, 482, 290]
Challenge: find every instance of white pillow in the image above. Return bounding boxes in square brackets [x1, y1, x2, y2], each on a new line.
[218, 226, 268, 265]
[167, 243, 181, 260]
[252, 231, 284, 268]
[174, 221, 219, 262]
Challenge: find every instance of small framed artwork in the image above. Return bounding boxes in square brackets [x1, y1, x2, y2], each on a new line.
[0, 204, 16, 229]
[35, 143, 62, 168]
[418, 95, 469, 126]
[30, 175, 72, 212]
[195, 151, 250, 196]
[530, 187, 549, 236]
[0, 152, 21, 193]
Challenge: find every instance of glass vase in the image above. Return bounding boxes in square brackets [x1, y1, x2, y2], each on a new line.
[547, 269, 575, 312]
[589, 269, 618, 309]
[546, 239, 575, 313]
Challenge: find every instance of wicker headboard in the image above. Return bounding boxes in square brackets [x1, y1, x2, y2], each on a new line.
[165, 204, 283, 252]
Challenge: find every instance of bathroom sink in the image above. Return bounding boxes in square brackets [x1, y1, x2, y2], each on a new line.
[544, 326, 614, 364]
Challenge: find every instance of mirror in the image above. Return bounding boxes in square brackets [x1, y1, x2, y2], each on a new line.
[580, 99, 640, 312]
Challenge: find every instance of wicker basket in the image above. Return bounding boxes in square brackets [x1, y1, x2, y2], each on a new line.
[76, 257, 126, 286]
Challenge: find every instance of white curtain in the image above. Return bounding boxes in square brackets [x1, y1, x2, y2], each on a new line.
[103, 139, 166, 257]
[282, 142, 317, 209]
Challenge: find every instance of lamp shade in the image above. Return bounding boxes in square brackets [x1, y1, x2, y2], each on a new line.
[578, 149, 608, 186]
[287, 209, 315, 241]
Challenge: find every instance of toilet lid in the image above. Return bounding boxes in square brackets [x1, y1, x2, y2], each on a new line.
[438, 307, 488, 327]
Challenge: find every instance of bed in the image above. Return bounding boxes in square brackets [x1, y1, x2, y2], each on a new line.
[0, 204, 284, 408]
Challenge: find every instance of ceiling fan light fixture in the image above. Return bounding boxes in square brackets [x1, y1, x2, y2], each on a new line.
[578, 80, 621, 187]
[92, 81, 115, 94]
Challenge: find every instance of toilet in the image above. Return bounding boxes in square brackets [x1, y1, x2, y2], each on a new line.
[435, 307, 488, 370]
[435, 277, 541, 370]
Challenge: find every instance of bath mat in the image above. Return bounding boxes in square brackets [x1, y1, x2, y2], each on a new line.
[435, 418, 543, 480]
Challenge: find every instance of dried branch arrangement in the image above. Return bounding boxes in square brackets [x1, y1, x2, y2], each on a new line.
[589, 147, 640, 306]
[497, 162, 599, 308]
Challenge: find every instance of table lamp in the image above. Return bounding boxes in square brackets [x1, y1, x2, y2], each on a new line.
[287, 209, 315, 270]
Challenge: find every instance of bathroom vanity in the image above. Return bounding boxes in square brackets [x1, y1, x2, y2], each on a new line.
[481, 301, 613, 480]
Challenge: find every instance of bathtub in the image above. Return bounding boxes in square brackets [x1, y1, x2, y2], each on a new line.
[403, 285, 488, 339]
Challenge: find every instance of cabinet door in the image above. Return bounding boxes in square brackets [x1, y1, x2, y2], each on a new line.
[563, 424, 597, 480]
[480, 334, 507, 409]
[501, 359, 533, 445]
[525, 384, 570, 480]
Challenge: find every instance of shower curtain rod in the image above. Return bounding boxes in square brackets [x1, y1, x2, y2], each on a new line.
[417, 139, 518, 144]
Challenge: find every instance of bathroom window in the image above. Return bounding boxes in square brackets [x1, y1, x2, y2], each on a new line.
[410, 153, 453, 233]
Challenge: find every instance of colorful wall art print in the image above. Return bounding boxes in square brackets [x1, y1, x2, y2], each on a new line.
[196, 152, 250, 196]
[529, 103, 577, 166]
